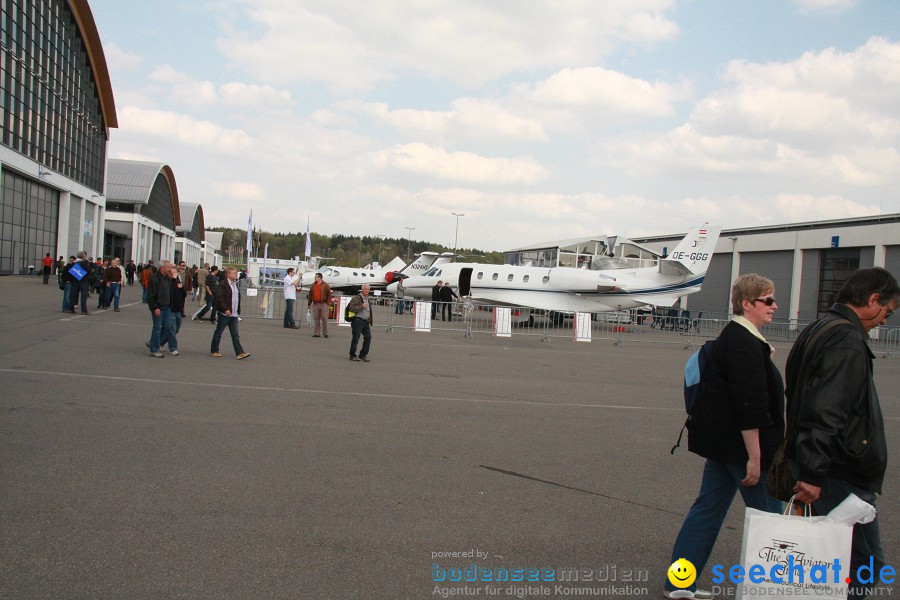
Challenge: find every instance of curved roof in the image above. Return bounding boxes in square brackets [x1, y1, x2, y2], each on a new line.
[68, 0, 118, 134]
[107, 159, 181, 226]
[177, 203, 205, 239]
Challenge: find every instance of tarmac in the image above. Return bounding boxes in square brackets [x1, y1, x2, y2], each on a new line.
[1, 275, 899, 599]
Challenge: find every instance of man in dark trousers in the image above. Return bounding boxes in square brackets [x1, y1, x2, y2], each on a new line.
[146, 261, 172, 358]
[431, 279, 442, 320]
[347, 283, 373, 362]
[786, 267, 899, 597]
[439, 281, 458, 321]
[193, 265, 219, 323]
[210, 267, 250, 360]
[64, 251, 93, 315]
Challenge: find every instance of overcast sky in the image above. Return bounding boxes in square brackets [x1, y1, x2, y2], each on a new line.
[89, 0, 900, 252]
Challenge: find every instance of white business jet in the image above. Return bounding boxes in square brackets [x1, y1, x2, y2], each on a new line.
[387, 224, 721, 313]
[318, 252, 455, 292]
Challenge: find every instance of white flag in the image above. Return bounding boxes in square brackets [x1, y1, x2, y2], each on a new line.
[304, 217, 311, 259]
[246, 210, 253, 258]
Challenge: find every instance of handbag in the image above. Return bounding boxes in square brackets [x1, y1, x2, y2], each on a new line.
[766, 440, 796, 502]
[737, 499, 852, 600]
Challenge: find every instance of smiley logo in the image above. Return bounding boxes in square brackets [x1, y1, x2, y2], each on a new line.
[667, 558, 697, 589]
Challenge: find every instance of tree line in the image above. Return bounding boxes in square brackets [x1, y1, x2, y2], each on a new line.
[208, 228, 504, 267]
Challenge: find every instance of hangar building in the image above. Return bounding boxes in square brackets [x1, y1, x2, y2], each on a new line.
[0, 0, 117, 273]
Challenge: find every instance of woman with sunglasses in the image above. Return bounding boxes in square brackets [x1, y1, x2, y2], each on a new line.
[663, 273, 785, 599]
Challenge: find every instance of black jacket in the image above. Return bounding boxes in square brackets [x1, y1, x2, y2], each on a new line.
[439, 286, 458, 302]
[214, 279, 241, 315]
[688, 321, 785, 467]
[170, 276, 186, 314]
[431, 284, 441, 301]
[785, 304, 886, 493]
[147, 271, 171, 311]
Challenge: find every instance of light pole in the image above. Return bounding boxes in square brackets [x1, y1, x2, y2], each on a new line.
[452, 212, 464, 255]
[405, 227, 415, 262]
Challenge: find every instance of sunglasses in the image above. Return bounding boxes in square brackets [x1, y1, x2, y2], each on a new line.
[752, 297, 776, 306]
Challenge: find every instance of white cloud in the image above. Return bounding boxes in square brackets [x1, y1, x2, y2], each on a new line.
[217, 0, 679, 91]
[212, 181, 267, 201]
[774, 193, 879, 221]
[595, 38, 900, 191]
[790, 0, 859, 15]
[118, 106, 254, 153]
[104, 42, 143, 71]
[368, 143, 550, 185]
[219, 82, 293, 107]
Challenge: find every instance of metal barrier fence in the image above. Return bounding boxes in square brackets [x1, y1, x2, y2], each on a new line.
[227, 289, 900, 355]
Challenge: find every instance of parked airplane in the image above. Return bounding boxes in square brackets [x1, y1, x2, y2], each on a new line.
[318, 252, 455, 292]
[387, 224, 721, 313]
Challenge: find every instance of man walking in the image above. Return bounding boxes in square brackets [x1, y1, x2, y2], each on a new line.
[283, 267, 301, 329]
[786, 267, 899, 597]
[193, 265, 219, 323]
[146, 261, 172, 358]
[210, 267, 250, 360]
[104, 257, 123, 311]
[65, 251, 93, 315]
[307, 272, 333, 338]
[197, 263, 210, 302]
[125, 259, 136, 286]
[162, 262, 186, 355]
[347, 283, 373, 362]
[41, 253, 53, 284]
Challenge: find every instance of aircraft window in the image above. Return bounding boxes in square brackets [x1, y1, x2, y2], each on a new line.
[437, 270, 442, 276]
[542, 276, 550, 284]
[333, 270, 340, 276]
[370, 273, 375, 277]
[353, 272, 358, 276]
[507, 274, 513, 281]
[491, 273, 498, 281]
[523, 275, 529, 282]
[477, 272, 483, 280]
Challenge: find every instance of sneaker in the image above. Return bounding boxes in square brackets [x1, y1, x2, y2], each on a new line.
[349, 356, 359, 361]
[210, 352, 223, 357]
[114, 308, 120, 312]
[360, 357, 370, 362]
[662, 589, 713, 599]
[236, 353, 251, 360]
[313, 334, 320, 337]
[324, 334, 328, 338]
[149, 352, 164, 358]
[170, 350, 179, 356]
[145, 342, 151, 349]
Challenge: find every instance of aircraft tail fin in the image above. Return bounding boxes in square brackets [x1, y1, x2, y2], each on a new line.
[398, 252, 442, 275]
[659, 224, 722, 277]
[381, 256, 405, 272]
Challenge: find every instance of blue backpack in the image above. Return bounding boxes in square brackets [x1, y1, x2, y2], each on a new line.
[671, 339, 716, 454]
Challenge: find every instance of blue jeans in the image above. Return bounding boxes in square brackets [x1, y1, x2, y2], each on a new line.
[105, 283, 121, 309]
[148, 307, 171, 353]
[284, 298, 295, 326]
[395, 299, 404, 314]
[160, 309, 179, 352]
[665, 459, 782, 593]
[142, 285, 148, 303]
[349, 317, 372, 358]
[70, 280, 90, 313]
[211, 314, 244, 355]
[62, 281, 72, 311]
[812, 477, 883, 597]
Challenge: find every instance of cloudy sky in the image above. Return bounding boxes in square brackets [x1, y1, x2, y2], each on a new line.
[89, 0, 900, 252]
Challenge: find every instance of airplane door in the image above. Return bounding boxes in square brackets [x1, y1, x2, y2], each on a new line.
[459, 268, 472, 296]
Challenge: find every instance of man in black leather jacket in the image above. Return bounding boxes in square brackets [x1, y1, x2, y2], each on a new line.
[786, 267, 899, 597]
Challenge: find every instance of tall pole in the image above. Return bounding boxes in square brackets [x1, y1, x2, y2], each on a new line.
[452, 212, 464, 255]
[405, 227, 415, 262]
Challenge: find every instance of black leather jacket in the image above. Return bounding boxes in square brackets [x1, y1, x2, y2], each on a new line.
[785, 304, 887, 493]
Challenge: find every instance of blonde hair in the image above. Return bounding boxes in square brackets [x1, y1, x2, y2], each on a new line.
[731, 273, 774, 315]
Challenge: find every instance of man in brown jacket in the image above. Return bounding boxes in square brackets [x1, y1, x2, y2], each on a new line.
[307, 272, 333, 338]
[210, 267, 250, 360]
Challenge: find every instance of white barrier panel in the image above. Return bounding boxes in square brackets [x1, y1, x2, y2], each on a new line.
[574, 312, 592, 342]
[414, 302, 432, 331]
[494, 307, 512, 337]
[246, 288, 258, 297]
[338, 295, 352, 327]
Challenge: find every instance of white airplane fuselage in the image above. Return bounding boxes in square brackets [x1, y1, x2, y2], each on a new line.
[387, 224, 721, 313]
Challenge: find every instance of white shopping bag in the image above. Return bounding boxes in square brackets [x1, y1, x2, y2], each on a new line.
[737, 500, 852, 600]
